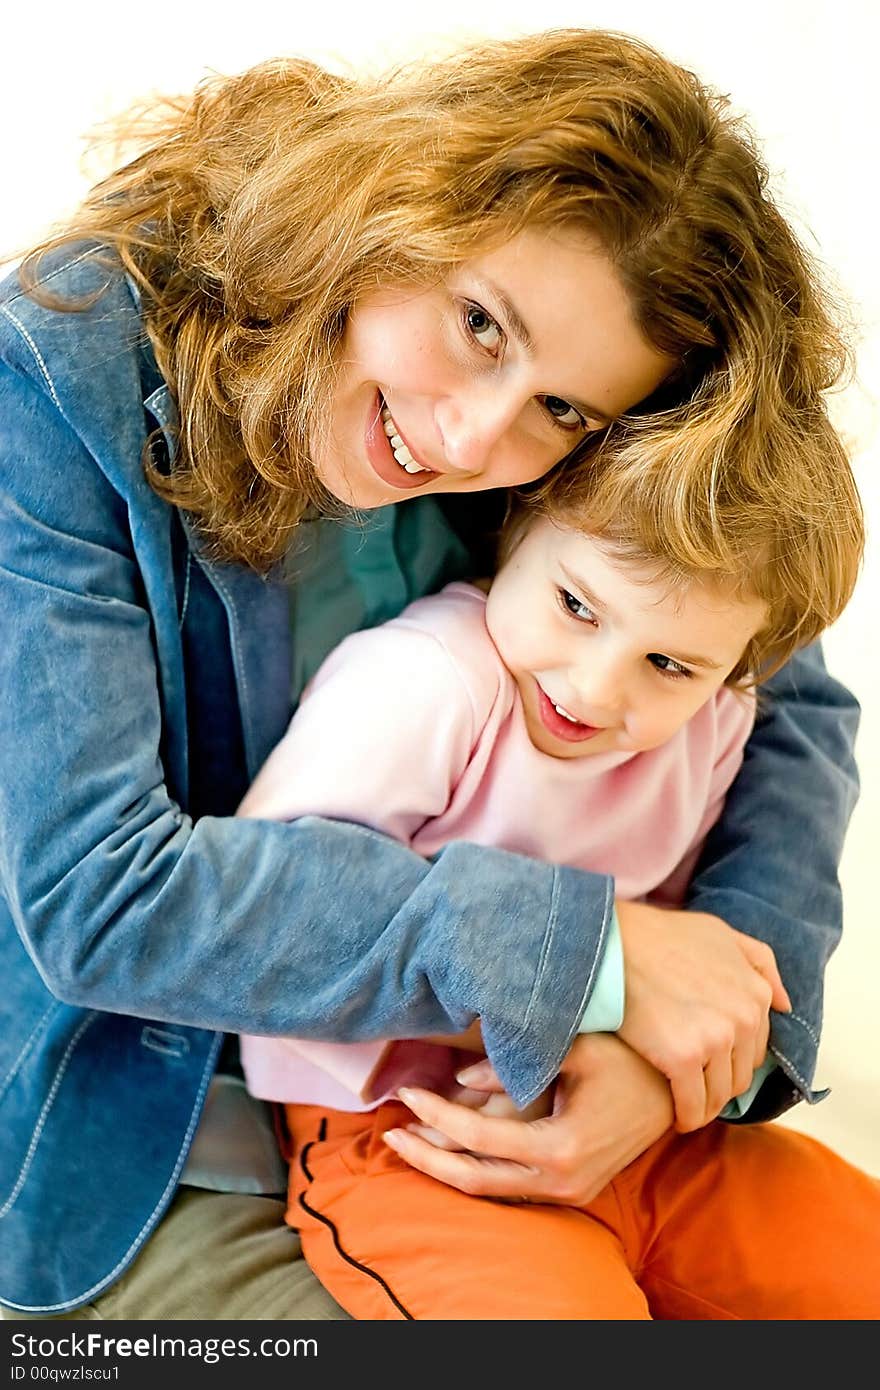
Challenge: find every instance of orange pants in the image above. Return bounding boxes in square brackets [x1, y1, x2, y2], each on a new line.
[284, 1100, 880, 1320]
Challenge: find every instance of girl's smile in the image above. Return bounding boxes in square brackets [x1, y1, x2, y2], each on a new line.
[535, 683, 604, 743]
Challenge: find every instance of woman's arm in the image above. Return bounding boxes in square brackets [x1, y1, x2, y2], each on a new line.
[0, 353, 602, 1109]
[684, 645, 860, 1118]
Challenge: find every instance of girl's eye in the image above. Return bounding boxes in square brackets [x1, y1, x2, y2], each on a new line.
[463, 302, 503, 354]
[558, 588, 597, 624]
[648, 653, 692, 680]
[541, 395, 588, 432]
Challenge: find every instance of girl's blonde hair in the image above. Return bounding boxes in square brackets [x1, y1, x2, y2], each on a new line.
[22, 29, 853, 571]
[501, 413, 864, 686]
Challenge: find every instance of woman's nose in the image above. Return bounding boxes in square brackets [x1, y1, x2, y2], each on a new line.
[434, 383, 525, 476]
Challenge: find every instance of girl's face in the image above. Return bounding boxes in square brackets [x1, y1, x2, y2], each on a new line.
[312, 227, 673, 508]
[485, 518, 767, 761]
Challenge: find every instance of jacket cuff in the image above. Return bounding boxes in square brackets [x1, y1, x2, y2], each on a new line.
[478, 863, 615, 1107]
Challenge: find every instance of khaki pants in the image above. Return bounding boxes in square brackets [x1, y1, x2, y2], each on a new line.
[2, 1189, 349, 1321]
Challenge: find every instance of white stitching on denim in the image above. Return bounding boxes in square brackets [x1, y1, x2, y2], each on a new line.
[1, 246, 117, 428]
[5, 247, 100, 304]
[769, 1044, 812, 1097]
[788, 1011, 820, 1047]
[0, 1003, 59, 1104]
[3, 247, 100, 309]
[0, 1032, 223, 1313]
[0, 1012, 96, 1218]
[178, 553, 192, 631]
[0, 304, 64, 412]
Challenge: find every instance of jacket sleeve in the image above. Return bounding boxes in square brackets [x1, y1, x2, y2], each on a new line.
[0, 354, 607, 1108]
[685, 645, 860, 1117]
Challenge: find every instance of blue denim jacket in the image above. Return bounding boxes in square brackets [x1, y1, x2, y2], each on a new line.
[0, 247, 860, 1312]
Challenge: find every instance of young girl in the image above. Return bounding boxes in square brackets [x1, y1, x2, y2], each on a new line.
[236, 420, 877, 1319]
[0, 30, 866, 1319]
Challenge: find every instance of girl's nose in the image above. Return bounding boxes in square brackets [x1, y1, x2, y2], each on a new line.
[569, 656, 627, 720]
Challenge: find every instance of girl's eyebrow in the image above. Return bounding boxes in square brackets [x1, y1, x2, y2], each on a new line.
[468, 274, 613, 426]
[559, 564, 607, 614]
[558, 563, 724, 669]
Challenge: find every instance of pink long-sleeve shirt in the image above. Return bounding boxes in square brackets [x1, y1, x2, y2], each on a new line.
[239, 582, 754, 1110]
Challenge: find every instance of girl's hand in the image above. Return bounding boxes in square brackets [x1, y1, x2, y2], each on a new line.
[615, 900, 790, 1132]
[400, 1075, 553, 1152]
[383, 1033, 673, 1206]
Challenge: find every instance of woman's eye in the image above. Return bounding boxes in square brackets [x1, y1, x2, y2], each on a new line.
[648, 653, 692, 680]
[541, 396, 588, 431]
[559, 588, 597, 624]
[463, 303, 503, 354]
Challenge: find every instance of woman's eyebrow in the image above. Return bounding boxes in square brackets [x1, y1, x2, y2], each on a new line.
[473, 274, 613, 425]
[472, 274, 535, 352]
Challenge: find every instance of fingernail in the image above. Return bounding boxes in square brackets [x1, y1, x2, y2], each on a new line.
[456, 1063, 486, 1085]
[397, 1087, 415, 1105]
[383, 1129, 404, 1150]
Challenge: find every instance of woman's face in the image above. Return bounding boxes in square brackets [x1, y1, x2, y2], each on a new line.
[312, 227, 673, 508]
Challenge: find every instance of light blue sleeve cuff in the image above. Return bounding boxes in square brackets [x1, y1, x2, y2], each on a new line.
[720, 1055, 777, 1119]
[576, 907, 625, 1033]
[574, 911, 776, 1118]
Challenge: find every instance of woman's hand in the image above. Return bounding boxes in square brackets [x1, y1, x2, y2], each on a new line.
[382, 1033, 674, 1207]
[615, 899, 791, 1132]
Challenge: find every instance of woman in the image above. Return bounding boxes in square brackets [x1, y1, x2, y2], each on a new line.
[0, 29, 864, 1318]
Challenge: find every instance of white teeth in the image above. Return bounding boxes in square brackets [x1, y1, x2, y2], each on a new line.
[380, 404, 431, 474]
[554, 702, 579, 723]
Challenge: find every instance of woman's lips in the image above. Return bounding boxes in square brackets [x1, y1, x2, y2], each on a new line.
[536, 686, 603, 743]
[365, 391, 437, 491]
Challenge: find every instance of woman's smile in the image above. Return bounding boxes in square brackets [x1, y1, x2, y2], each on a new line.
[363, 391, 439, 492]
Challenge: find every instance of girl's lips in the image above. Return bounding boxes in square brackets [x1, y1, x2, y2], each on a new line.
[365, 391, 437, 491]
[536, 686, 603, 743]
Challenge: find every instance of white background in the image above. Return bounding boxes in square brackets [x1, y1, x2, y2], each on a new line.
[4, 1, 877, 1170]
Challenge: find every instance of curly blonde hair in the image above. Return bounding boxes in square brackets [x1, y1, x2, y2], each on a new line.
[21, 29, 853, 572]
